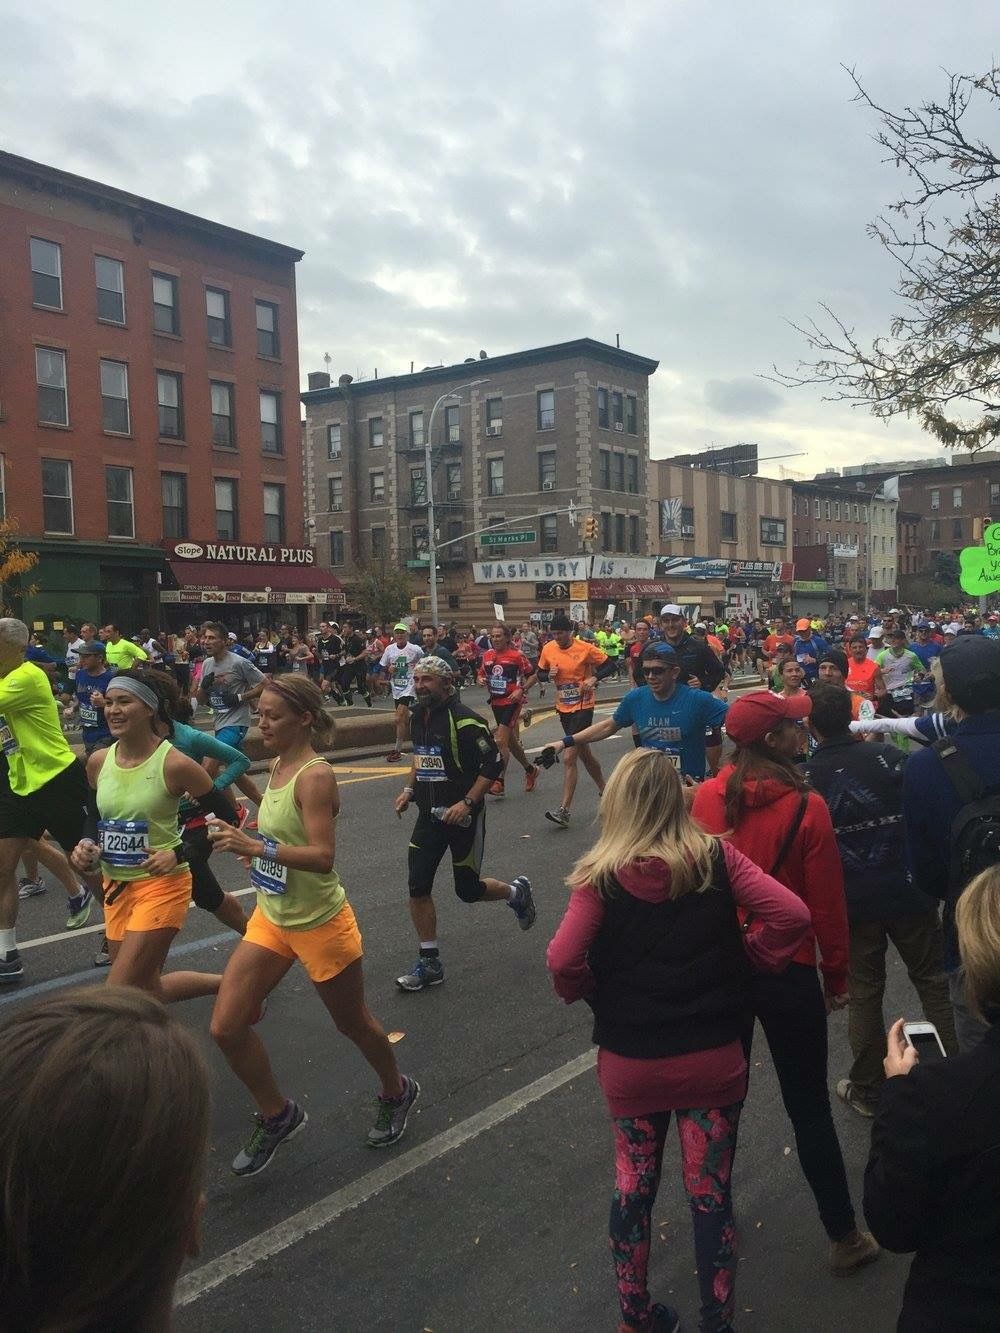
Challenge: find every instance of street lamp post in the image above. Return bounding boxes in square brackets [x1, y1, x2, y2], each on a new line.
[423, 379, 488, 626]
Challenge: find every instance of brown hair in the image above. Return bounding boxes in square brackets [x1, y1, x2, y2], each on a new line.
[0, 987, 209, 1332]
[260, 675, 334, 748]
[119, 665, 179, 735]
[723, 738, 809, 828]
[956, 865, 1000, 1021]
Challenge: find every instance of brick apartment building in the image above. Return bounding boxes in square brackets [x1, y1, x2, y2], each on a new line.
[301, 338, 657, 623]
[791, 478, 898, 613]
[0, 149, 328, 633]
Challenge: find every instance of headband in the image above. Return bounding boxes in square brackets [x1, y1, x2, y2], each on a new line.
[107, 676, 160, 710]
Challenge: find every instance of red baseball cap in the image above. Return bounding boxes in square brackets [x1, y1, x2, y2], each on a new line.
[725, 690, 812, 745]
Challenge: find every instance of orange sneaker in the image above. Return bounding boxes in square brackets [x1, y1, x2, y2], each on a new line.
[524, 765, 539, 793]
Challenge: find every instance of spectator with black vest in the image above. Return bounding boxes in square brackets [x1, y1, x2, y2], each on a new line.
[901, 634, 1000, 1051]
[805, 684, 956, 1118]
[547, 748, 810, 1333]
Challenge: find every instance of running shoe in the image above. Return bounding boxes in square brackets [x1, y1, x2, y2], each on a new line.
[836, 1078, 875, 1119]
[616, 1305, 680, 1333]
[17, 876, 46, 900]
[545, 806, 571, 828]
[367, 1075, 420, 1148]
[94, 935, 111, 968]
[65, 887, 93, 930]
[0, 949, 23, 984]
[488, 778, 505, 797]
[396, 956, 445, 991]
[364, 694, 374, 708]
[385, 750, 403, 763]
[829, 1228, 880, 1275]
[508, 875, 536, 930]
[521, 708, 534, 728]
[524, 764, 539, 793]
[231, 1101, 307, 1177]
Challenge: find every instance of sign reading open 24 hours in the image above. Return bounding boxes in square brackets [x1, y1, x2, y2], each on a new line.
[169, 541, 315, 565]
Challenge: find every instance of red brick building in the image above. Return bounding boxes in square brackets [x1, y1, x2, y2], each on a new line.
[0, 149, 327, 633]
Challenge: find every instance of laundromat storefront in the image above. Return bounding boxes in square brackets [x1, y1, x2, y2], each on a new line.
[160, 541, 344, 633]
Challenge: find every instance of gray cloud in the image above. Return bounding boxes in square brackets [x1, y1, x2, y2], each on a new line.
[705, 378, 784, 419]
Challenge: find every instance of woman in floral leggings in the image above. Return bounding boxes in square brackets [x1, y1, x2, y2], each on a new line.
[547, 750, 810, 1331]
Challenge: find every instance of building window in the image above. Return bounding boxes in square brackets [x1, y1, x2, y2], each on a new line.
[94, 255, 126, 324]
[834, 501, 840, 520]
[409, 410, 425, 449]
[596, 387, 609, 429]
[615, 514, 626, 551]
[446, 519, 465, 559]
[537, 389, 555, 430]
[263, 484, 285, 544]
[100, 360, 130, 434]
[813, 499, 820, 518]
[259, 390, 282, 454]
[152, 273, 179, 334]
[255, 301, 279, 357]
[488, 457, 504, 497]
[328, 475, 344, 511]
[368, 416, 384, 448]
[611, 391, 624, 430]
[157, 371, 183, 439]
[371, 527, 387, 560]
[952, 517, 963, 541]
[600, 511, 612, 550]
[541, 513, 558, 553]
[681, 505, 695, 536]
[206, 287, 231, 346]
[538, 450, 557, 491]
[625, 394, 637, 435]
[929, 489, 940, 511]
[30, 237, 62, 308]
[369, 471, 385, 503]
[329, 531, 345, 566]
[485, 515, 506, 554]
[991, 481, 1000, 509]
[445, 403, 460, 443]
[0, 457, 6, 521]
[626, 454, 639, 493]
[214, 478, 238, 540]
[106, 466, 135, 538]
[794, 529, 799, 545]
[760, 516, 786, 545]
[42, 458, 73, 534]
[410, 467, 427, 505]
[953, 486, 963, 509]
[446, 461, 462, 500]
[411, 524, 429, 560]
[211, 382, 235, 447]
[720, 511, 737, 542]
[628, 514, 639, 553]
[862, 505, 869, 521]
[599, 449, 611, 490]
[36, 347, 68, 425]
[824, 500, 831, 519]
[485, 397, 503, 436]
[613, 452, 626, 492]
[327, 423, 342, 459]
[161, 472, 187, 539]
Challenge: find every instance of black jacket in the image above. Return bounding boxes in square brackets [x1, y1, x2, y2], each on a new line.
[667, 632, 725, 693]
[805, 736, 936, 923]
[409, 693, 502, 811]
[586, 846, 750, 1058]
[863, 1022, 1000, 1330]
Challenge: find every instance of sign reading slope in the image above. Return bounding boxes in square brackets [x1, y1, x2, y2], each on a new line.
[960, 523, 1000, 594]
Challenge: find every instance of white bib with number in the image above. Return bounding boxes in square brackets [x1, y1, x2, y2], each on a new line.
[557, 683, 582, 705]
[209, 691, 230, 711]
[250, 854, 288, 895]
[99, 819, 150, 868]
[0, 715, 18, 758]
[414, 745, 446, 783]
[79, 704, 100, 727]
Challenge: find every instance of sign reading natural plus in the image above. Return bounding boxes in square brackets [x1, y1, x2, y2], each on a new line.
[168, 541, 316, 565]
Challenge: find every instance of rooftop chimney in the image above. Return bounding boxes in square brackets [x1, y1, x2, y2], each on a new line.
[307, 371, 331, 390]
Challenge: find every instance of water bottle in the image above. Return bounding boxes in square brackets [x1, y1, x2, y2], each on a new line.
[78, 838, 100, 871]
[431, 805, 472, 828]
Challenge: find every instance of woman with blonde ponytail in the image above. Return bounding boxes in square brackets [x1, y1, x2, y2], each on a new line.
[547, 748, 810, 1333]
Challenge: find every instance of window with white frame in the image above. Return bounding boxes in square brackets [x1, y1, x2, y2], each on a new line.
[106, 466, 135, 538]
[368, 416, 384, 448]
[369, 471, 385, 503]
[259, 391, 282, 454]
[211, 382, 235, 447]
[206, 287, 231, 346]
[214, 478, 238, 539]
[445, 403, 460, 443]
[42, 458, 73, 534]
[255, 301, 279, 357]
[94, 256, 125, 324]
[157, 371, 183, 439]
[30, 238, 62, 308]
[487, 457, 504, 496]
[327, 423, 342, 459]
[760, 516, 786, 545]
[537, 390, 555, 430]
[263, 484, 285, 544]
[541, 513, 558, 552]
[36, 348, 68, 425]
[409, 411, 424, 449]
[100, 360, 130, 434]
[152, 273, 179, 334]
[328, 475, 344, 511]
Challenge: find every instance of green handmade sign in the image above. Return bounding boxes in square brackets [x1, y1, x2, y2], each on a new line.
[959, 522, 1000, 594]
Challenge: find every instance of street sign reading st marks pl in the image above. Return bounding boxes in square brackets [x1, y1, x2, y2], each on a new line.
[477, 530, 536, 546]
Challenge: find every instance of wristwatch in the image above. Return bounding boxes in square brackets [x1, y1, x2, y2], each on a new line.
[462, 796, 475, 809]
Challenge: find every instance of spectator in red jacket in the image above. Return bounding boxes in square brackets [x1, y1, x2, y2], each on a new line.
[692, 691, 880, 1276]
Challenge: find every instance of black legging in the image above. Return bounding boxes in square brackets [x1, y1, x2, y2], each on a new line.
[742, 962, 856, 1241]
[337, 659, 370, 698]
[183, 825, 225, 913]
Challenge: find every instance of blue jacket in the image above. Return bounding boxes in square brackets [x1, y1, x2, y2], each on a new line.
[792, 633, 829, 681]
[901, 712, 1000, 969]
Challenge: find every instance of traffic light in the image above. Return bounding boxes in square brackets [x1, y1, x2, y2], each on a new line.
[580, 513, 598, 542]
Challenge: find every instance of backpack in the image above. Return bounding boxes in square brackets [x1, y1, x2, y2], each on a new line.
[933, 739, 1000, 890]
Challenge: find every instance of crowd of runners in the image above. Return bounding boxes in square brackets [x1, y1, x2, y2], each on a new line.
[1, 599, 999, 1331]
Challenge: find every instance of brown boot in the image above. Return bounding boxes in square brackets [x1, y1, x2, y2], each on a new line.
[830, 1228, 880, 1275]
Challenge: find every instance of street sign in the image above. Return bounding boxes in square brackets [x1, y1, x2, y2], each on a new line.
[478, 530, 536, 546]
[427, 576, 444, 584]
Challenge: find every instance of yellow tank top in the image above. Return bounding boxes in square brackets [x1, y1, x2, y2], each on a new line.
[251, 756, 346, 930]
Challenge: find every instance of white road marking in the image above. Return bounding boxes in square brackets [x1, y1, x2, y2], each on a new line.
[175, 1048, 598, 1307]
[17, 887, 258, 952]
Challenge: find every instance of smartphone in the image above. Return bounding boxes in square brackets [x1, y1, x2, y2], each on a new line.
[902, 1021, 947, 1064]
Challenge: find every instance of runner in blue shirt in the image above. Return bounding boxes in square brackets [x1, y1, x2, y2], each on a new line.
[532, 642, 728, 779]
[61, 641, 115, 755]
[791, 618, 830, 682]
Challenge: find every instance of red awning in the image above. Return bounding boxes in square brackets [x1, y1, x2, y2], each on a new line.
[166, 561, 341, 593]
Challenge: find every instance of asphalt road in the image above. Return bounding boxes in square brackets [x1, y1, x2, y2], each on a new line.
[3, 697, 918, 1332]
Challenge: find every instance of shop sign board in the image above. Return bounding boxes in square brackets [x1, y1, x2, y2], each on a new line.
[167, 541, 316, 565]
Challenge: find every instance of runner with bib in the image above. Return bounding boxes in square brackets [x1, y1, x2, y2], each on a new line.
[207, 674, 418, 1175]
[379, 623, 424, 763]
[481, 624, 540, 796]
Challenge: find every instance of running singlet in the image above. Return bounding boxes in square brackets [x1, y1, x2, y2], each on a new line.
[481, 648, 533, 706]
[75, 667, 115, 743]
[537, 638, 608, 714]
[251, 757, 345, 929]
[612, 684, 728, 779]
[379, 642, 424, 701]
[0, 661, 75, 795]
[876, 648, 922, 693]
[94, 741, 183, 881]
[846, 657, 880, 700]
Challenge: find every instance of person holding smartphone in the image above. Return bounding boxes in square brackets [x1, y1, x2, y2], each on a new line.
[864, 863, 1000, 1329]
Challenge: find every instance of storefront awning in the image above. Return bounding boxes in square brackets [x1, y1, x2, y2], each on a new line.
[162, 560, 342, 606]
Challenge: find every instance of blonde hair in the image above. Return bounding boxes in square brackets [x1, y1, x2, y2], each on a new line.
[260, 676, 334, 748]
[929, 656, 964, 721]
[956, 865, 1000, 1020]
[567, 748, 717, 899]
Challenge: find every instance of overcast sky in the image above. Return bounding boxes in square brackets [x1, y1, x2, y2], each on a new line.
[3, 0, 997, 477]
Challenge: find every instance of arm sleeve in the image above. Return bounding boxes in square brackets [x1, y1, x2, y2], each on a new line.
[194, 730, 252, 788]
[722, 842, 812, 971]
[849, 715, 923, 739]
[546, 885, 605, 1002]
[799, 796, 850, 992]
[863, 1073, 934, 1253]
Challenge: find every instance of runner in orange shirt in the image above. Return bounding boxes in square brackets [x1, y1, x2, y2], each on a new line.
[537, 613, 617, 828]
